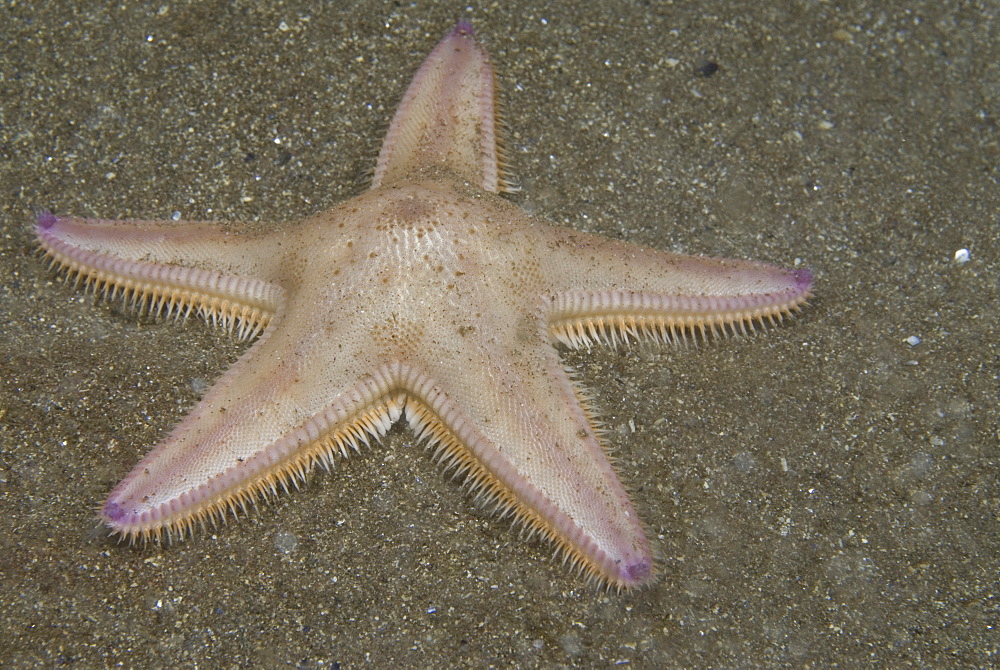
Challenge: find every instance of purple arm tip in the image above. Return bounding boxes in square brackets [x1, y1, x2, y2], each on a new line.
[102, 500, 125, 524]
[792, 267, 813, 292]
[624, 557, 652, 584]
[36, 210, 57, 230]
[453, 20, 475, 38]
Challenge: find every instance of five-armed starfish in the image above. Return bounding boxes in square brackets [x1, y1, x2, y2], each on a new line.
[36, 22, 811, 589]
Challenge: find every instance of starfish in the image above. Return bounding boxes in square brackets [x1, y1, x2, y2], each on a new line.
[36, 21, 811, 589]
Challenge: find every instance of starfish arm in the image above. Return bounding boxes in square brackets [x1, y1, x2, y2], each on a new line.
[35, 212, 283, 339]
[402, 316, 653, 590]
[533, 225, 812, 348]
[372, 21, 510, 193]
[99, 310, 407, 542]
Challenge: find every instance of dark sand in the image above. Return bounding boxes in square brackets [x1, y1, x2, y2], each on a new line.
[1, 2, 996, 667]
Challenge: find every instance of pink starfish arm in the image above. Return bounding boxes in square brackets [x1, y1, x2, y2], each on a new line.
[36, 212, 285, 338]
[98, 329, 409, 543]
[406, 321, 654, 586]
[373, 20, 508, 193]
[530, 225, 813, 347]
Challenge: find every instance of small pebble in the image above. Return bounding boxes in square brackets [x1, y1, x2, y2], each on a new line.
[274, 530, 298, 554]
[696, 59, 719, 77]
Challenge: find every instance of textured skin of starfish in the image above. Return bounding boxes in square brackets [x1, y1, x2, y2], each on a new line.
[36, 22, 811, 589]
